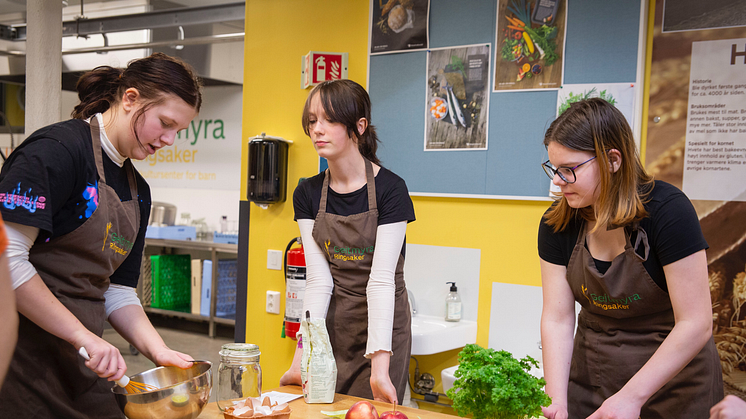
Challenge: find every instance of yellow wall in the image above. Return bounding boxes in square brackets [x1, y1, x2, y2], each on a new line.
[3, 84, 24, 126]
[240, 0, 552, 404]
[404, 197, 548, 411]
[241, 0, 372, 390]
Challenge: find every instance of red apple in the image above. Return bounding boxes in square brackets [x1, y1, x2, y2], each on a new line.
[380, 411, 408, 419]
[345, 400, 379, 419]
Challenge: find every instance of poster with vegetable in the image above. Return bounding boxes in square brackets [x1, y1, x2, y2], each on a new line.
[493, 0, 567, 92]
[370, 0, 429, 55]
[425, 44, 491, 150]
[556, 83, 637, 129]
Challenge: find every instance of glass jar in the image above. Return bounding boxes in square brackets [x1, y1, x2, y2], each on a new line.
[217, 343, 262, 411]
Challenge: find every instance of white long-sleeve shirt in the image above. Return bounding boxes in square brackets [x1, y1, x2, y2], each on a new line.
[298, 218, 407, 357]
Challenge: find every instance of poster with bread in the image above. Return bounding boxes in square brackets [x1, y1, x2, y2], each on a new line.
[370, 0, 429, 54]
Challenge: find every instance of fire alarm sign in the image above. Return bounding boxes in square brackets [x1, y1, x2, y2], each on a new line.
[301, 51, 349, 89]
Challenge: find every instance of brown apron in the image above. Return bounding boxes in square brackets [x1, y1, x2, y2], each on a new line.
[566, 222, 723, 418]
[0, 121, 140, 419]
[312, 159, 411, 402]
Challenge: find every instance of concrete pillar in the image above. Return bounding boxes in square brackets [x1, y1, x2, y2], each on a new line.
[24, 0, 62, 136]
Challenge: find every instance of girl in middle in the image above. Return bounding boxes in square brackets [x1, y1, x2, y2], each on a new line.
[280, 79, 416, 405]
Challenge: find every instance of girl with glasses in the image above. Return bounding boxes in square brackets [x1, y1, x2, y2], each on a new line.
[538, 98, 722, 419]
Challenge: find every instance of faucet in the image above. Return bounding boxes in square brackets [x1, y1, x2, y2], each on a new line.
[407, 290, 417, 317]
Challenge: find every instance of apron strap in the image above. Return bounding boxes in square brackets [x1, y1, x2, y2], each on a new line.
[89, 118, 106, 184]
[631, 223, 650, 262]
[319, 169, 330, 215]
[124, 159, 139, 200]
[364, 158, 377, 212]
[89, 115, 139, 198]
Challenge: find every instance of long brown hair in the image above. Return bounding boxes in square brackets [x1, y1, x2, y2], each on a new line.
[72, 52, 202, 149]
[543, 98, 653, 233]
[302, 79, 381, 165]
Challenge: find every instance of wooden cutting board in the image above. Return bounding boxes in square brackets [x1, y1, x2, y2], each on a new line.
[198, 385, 458, 418]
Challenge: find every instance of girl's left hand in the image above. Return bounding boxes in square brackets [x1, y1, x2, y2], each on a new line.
[151, 346, 195, 369]
[370, 372, 397, 405]
[586, 393, 642, 419]
[369, 350, 397, 404]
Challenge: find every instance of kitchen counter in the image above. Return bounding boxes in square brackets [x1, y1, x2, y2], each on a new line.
[197, 385, 458, 418]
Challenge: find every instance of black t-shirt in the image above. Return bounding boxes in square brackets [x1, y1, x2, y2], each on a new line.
[294, 167, 415, 256]
[0, 118, 150, 288]
[538, 180, 707, 291]
[294, 167, 415, 223]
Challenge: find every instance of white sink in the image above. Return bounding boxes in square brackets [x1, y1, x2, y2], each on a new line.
[441, 365, 459, 393]
[410, 314, 477, 355]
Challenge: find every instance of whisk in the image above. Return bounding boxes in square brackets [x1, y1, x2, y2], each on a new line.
[78, 347, 159, 393]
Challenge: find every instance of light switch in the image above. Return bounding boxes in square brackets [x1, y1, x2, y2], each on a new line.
[266, 290, 281, 314]
[267, 249, 282, 270]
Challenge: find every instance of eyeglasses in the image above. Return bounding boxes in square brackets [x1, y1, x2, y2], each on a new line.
[542, 156, 597, 184]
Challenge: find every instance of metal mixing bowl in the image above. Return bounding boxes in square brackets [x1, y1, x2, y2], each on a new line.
[112, 361, 212, 419]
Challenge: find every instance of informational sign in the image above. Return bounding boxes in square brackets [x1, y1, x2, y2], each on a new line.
[131, 85, 242, 190]
[683, 38, 746, 202]
[301, 51, 349, 89]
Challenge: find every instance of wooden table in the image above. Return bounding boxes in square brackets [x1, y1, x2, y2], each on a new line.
[198, 385, 458, 418]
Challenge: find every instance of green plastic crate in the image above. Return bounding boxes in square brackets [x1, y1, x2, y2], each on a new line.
[150, 254, 191, 312]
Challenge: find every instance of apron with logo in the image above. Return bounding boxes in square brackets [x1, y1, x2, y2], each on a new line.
[0, 122, 140, 419]
[566, 221, 722, 418]
[312, 159, 412, 402]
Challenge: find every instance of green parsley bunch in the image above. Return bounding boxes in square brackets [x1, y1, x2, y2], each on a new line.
[446, 344, 551, 419]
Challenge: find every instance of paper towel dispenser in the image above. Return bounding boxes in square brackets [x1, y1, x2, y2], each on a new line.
[247, 133, 292, 205]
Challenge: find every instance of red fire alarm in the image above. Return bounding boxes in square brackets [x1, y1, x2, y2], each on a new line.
[301, 51, 349, 89]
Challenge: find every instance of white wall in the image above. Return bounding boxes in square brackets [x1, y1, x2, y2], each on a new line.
[403, 243, 480, 322]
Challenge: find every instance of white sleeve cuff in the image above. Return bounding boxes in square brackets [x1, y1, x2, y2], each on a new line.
[6, 221, 39, 290]
[365, 221, 407, 358]
[298, 219, 334, 319]
[104, 283, 142, 318]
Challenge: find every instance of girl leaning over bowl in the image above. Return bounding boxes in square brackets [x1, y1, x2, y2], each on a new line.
[0, 52, 202, 418]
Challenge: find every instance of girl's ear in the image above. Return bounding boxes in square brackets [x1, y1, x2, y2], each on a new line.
[121, 88, 141, 111]
[356, 117, 368, 137]
[608, 149, 622, 173]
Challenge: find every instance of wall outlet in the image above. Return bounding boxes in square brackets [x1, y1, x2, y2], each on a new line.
[266, 290, 281, 314]
[267, 249, 282, 270]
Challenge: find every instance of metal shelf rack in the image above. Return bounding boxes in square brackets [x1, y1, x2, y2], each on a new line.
[140, 238, 238, 337]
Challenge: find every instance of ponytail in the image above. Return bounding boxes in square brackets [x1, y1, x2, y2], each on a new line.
[357, 123, 380, 165]
[71, 52, 202, 121]
[72, 67, 123, 119]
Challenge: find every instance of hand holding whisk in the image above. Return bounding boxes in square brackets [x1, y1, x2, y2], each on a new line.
[78, 347, 159, 393]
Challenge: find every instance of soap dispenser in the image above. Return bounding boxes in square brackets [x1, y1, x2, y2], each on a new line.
[445, 282, 462, 322]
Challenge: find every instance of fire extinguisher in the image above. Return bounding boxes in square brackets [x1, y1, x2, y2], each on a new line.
[284, 237, 305, 340]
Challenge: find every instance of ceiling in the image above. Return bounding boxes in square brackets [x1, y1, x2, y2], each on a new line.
[0, 0, 244, 24]
[0, 0, 245, 88]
